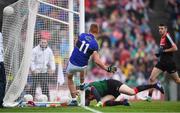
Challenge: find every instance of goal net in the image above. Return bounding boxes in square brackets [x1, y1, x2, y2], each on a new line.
[2, 0, 85, 106]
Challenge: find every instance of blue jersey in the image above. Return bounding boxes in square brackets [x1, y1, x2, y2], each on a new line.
[70, 33, 99, 67]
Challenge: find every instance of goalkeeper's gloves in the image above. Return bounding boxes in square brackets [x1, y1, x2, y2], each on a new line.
[155, 47, 164, 57]
[107, 65, 117, 73]
[96, 101, 103, 107]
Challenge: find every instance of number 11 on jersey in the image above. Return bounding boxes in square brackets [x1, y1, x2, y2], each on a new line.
[79, 41, 89, 54]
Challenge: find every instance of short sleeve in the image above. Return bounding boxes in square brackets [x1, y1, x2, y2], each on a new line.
[91, 41, 99, 51]
[166, 33, 175, 46]
[78, 33, 86, 40]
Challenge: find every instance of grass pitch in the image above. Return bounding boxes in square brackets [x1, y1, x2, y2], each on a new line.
[0, 101, 180, 113]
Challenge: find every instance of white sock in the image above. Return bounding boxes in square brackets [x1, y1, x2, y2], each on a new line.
[72, 98, 77, 101]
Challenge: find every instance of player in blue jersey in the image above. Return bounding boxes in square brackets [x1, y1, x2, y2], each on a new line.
[66, 24, 117, 106]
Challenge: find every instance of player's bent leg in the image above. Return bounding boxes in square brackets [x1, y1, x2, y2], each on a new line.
[102, 95, 130, 106]
[94, 95, 109, 107]
[134, 82, 164, 94]
[79, 71, 85, 90]
[119, 84, 135, 96]
[67, 74, 77, 98]
[170, 72, 180, 84]
[148, 67, 163, 99]
[103, 99, 130, 106]
[80, 71, 84, 84]
[101, 95, 115, 104]
[149, 67, 163, 84]
[67, 74, 78, 106]
[119, 83, 164, 96]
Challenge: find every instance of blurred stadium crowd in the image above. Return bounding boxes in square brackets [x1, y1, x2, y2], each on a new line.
[84, 0, 180, 87]
[33, 0, 180, 87]
[167, 0, 180, 43]
[85, 0, 158, 86]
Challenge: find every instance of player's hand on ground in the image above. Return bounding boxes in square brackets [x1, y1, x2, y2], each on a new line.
[107, 65, 117, 73]
[96, 101, 103, 107]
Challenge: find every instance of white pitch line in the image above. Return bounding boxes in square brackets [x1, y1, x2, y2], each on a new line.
[80, 105, 103, 113]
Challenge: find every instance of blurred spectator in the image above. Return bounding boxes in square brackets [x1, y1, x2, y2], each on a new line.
[34, 0, 160, 86]
[167, 0, 180, 43]
[85, 0, 158, 85]
[39, 3, 52, 15]
[30, 39, 55, 100]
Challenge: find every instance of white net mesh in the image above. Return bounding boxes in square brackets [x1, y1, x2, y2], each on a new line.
[2, 0, 39, 104]
[27, 0, 81, 103]
[3, 0, 83, 105]
[3, 0, 82, 104]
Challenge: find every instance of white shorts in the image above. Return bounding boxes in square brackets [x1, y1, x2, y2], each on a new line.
[66, 61, 87, 74]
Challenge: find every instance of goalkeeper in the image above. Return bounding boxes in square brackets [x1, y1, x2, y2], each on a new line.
[84, 79, 164, 106]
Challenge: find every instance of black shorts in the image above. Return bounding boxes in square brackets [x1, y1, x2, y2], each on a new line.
[106, 79, 123, 98]
[155, 57, 177, 74]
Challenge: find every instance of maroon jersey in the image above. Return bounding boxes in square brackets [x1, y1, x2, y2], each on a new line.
[160, 32, 175, 57]
[155, 32, 177, 73]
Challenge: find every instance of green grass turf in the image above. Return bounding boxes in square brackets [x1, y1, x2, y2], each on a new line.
[92, 101, 180, 112]
[0, 101, 180, 112]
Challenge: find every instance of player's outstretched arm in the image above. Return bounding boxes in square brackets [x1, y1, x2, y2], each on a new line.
[92, 51, 117, 73]
[92, 51, 108, 71]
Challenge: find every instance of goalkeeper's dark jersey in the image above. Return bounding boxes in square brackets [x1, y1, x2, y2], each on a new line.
[88, 79, 123, 98]
[89, 80, 108, 97]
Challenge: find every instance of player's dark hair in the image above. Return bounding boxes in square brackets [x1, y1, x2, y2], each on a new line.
[89, 23, 99, 34]
[159, 24, 168, 28]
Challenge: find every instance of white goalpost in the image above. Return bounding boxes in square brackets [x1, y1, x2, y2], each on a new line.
[2, 0, 85, 107]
